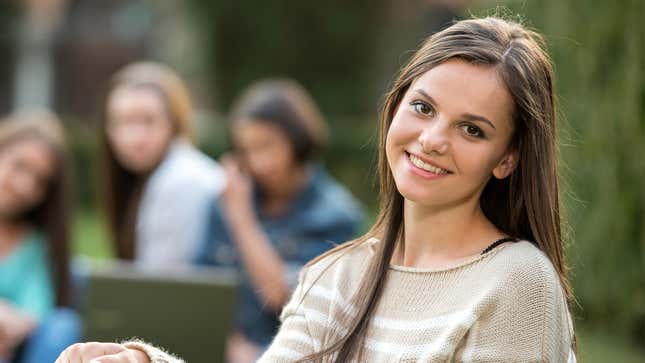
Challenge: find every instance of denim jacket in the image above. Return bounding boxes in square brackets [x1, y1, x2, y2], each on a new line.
[194, 165, 363, 347]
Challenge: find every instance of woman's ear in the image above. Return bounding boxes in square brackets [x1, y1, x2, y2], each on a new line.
[492, 148, 519, 179]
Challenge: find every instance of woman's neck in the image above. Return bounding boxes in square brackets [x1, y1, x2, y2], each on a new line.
[262, 166, 311, 216]
[391, 197, 504, 268]
[0, 219, 29, 258]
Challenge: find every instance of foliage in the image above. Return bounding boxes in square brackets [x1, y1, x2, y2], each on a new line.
[473, 0, 645, 343]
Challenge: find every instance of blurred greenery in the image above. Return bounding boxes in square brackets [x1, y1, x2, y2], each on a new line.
[72, 210, 110, 259]
[471, 0, 645, 347]
[0, 2, 16, 111]
[577, 326, 644, 363]
[185, 0, 388, 115]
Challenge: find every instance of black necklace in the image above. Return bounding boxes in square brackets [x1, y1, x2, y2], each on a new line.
[480, 237, 519, 255]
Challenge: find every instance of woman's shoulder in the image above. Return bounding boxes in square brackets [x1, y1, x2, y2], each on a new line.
[486, 240, 565, 298]
[301, 237, 376, 286]
[493, 240, 559, 274]
[282, 238, 375, 318]
[11, 232, 48, 262]
[150, 140, 226, 196]
[483, 241, 574, 356]
[305, 166, 364, 221]
[0, 231, 51, 286]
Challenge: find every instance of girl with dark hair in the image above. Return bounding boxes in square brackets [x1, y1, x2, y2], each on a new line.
[100, 62, 225, 265]
[57, 15, 576, 363]
[0, 111, 79, 363]
[194, 79, 364, 362]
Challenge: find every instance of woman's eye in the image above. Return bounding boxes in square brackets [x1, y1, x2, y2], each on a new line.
[461, 124, 485, 138]
[410, 101, 433, 116]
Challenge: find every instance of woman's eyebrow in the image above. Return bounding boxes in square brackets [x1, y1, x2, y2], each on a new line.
[412, 89, 437, 105]
[462, 113, 496, 130]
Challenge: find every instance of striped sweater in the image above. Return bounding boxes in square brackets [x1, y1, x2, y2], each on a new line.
[125, 238, 576, 362]
[257, 238, 575, 362]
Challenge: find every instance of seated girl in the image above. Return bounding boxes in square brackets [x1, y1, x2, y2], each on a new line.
[0, 111, 79, 363]
[99, 62, 226, 265]
[195, 79, 364, 362]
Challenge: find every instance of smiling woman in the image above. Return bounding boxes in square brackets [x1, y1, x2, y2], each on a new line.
[386, 59, 517, 220]
[259, 16, 578, 362]
[57, 15, 576, 363]
[0, 111, 79, 363]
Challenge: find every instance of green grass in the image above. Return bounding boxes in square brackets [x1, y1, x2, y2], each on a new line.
[72, 210, 111, 259]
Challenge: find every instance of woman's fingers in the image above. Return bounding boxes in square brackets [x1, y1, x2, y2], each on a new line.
[220, 154, 239, 173]
[90, 349, 142, 363]
[55, 342, 127, 363]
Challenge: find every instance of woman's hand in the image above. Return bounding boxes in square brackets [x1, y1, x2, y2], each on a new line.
[226, 332, 262, 363]
[219, 154, 255, 224]
[216, 155, 290, 310]
[0, 300, 36, 357]
[55, 342, 150, 363]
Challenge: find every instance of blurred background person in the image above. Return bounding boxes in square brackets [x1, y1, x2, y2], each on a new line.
[195, 79, 364, 363]
[99, 62, 225, 265]
[0, 111, 79, 363]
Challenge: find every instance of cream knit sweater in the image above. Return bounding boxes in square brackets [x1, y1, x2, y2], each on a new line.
[126, 238, 576, 362]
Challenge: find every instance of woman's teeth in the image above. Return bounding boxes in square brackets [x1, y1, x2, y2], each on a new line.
[409, 154, 449, 175]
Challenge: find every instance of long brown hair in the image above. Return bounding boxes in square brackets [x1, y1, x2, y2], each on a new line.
[299, 16, 575, 362]
[99, 62, 193, 259]
[0, 111, 73, 307]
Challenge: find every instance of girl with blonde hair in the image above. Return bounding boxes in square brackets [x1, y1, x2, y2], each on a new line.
[99, 62, 225, 265]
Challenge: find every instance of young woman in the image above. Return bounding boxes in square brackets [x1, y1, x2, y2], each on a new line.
[0, 111, 79, 363]
[194, 79, 364, 362]
[100, 62, 226, 265]
[56, 16, 576, 363]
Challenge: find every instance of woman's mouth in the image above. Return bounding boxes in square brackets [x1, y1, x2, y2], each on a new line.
[407, 152, 451, 175]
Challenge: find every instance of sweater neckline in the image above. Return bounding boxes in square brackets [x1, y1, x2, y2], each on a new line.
[387, 241, 516, 274]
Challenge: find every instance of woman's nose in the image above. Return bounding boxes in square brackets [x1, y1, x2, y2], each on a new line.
[417, 121, 449, 155]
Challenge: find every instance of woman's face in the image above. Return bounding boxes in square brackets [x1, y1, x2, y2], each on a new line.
[0, 139, 55, 218]
[386, 58, 518, 209]
[232, 120, 300, 193]
[106, 86, 174, 173]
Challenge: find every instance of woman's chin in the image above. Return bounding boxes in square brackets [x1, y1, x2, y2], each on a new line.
[119, 156, 159, 174]
[397, 185, 442, 207]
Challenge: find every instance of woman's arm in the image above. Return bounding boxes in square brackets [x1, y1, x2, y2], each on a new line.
[219, 158, 290, 311]
[55, 342, 151, 363]
[55, 340, 185, 363]
[257, 267, 317, 363]
[0, 300, 37, 358]
[0, 243, 55, 358]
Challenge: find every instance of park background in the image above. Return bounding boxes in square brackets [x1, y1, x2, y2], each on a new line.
[0, 0, 643, 361]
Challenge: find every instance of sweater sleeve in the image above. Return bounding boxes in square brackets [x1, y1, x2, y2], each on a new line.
[121, 339, 184, 363]
[455, 255, 575, 362]
[257, 267, 317, 363]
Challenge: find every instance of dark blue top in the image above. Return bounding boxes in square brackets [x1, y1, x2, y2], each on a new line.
[194, 165, 364, 347]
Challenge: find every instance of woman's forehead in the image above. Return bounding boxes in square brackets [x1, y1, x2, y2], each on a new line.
[108, 85, 166, 113]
